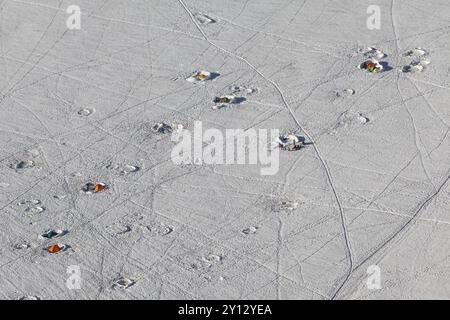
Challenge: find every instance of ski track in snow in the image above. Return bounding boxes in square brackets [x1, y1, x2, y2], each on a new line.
[0, 0, 449, 300]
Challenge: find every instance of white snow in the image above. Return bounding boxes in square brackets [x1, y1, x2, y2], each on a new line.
[0, 0, 449, 300]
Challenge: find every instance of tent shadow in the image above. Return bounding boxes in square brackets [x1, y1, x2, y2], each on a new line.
[209, 72, 220, 80]
[380, 61, 393, 72]
[233, 97, 247, 104]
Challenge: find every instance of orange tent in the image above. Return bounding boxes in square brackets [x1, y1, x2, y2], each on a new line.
[47, 244, 62, 254]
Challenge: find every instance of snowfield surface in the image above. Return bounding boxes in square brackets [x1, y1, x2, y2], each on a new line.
[0, 0, 449, 300]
